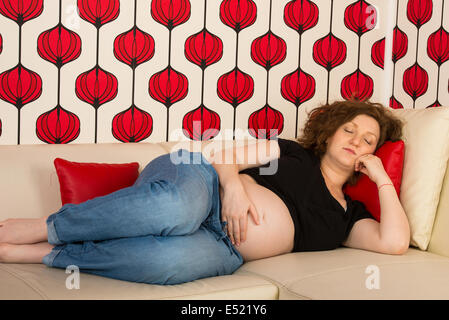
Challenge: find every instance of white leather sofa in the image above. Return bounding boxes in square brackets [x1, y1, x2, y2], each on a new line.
[1, 107, 449, 300]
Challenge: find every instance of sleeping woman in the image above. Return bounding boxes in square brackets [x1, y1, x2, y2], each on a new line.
[0, 100, 410, 285]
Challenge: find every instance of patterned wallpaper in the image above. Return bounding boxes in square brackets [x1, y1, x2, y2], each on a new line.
[0, 0, 447, 145]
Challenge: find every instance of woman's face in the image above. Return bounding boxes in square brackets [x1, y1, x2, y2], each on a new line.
[325, 114, 380, 170]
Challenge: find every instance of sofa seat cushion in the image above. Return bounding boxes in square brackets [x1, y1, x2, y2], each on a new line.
[239, 247, 449, 300]
[0, 263, 278, 300]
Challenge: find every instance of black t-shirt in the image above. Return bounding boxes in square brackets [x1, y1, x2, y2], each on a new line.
[239, 138, 375, 252]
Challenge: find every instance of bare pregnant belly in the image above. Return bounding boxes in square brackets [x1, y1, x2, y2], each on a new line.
[234, 174, 295, 262]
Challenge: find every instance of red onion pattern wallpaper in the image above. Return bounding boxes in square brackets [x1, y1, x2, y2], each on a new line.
[0, 0, 447, 145]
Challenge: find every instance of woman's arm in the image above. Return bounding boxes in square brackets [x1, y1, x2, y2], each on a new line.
[343, 154, 410, 255]
[375, 176, 410, 253]
[208, 138, 280, 188]
[208, 139, 280, 172]
[209, 146, 241, 189]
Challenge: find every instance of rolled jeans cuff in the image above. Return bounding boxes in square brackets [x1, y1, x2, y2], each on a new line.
[42, 246, 62, 267]
[46, 214, 63, 245]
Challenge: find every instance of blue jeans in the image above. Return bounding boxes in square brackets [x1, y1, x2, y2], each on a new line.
[42, 149, 243, 285]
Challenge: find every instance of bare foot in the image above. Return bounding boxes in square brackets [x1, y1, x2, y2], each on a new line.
[0, 242, 54, 263]
[0, 217, 48, 244]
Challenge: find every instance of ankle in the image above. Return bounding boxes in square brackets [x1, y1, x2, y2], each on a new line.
[40, 216, 49, 241]
[0, 243, 11, 263]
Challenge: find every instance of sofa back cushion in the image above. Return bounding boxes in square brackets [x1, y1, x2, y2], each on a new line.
[391, 107, 449, 251]
[428, 161, 449, 257]
[0, 143, 168, 220]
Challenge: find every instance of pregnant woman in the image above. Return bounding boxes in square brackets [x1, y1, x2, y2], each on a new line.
[0, 100, 410, 285]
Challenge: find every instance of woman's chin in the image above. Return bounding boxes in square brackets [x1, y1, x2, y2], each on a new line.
[339, 160, 356, 173]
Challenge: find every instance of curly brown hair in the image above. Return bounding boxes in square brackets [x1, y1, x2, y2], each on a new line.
[297, 100, 404, 185]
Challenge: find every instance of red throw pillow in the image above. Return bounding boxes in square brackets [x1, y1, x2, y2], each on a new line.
[54, 158, 140, 205]
[343, 140, 405, 222]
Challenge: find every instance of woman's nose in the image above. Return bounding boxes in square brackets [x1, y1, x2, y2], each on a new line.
[350, 136, 361, 146]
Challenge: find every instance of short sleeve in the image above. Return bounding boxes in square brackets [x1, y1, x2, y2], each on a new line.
[345, 199, 376, 238]
[277, 138, 311, 160]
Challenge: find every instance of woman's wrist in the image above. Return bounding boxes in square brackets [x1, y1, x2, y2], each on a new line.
[220, 175, 243, 190]
[378, 182, 394, 192]
[374, 175, 392, 187]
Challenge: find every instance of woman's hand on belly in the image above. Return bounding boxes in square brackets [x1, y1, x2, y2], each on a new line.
[219, 181, 261, 246]
[236, 174, 295, 262]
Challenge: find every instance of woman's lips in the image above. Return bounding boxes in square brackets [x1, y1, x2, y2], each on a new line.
[343, 148, 356, 155]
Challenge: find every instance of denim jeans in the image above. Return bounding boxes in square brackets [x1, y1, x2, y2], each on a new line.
[42, 148, 243, 285]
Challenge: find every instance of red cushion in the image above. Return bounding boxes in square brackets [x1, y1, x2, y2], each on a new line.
[343, 140, 405, 222]
[54, 158, 140, 205]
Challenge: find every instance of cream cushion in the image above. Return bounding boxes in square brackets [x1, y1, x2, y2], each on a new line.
[240, 247, 449, 299]
[428, 159, 449, 256]
[0, 263, 277, 300]
[391, 107, 449, 250]
[0, 143, 169, 220]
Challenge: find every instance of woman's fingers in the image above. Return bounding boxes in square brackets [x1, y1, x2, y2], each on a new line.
[239, 215, 248, 243]
[227, 219, 241, 246]
[223, 207, 258, 246]
[226, 219, 234, 244]
[355, 154, 369, 171]
[249, 204, 260, 225]
[233, 218, 241, 245]
[224, 206, 260, 246]
[225, 215, 248, 246]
